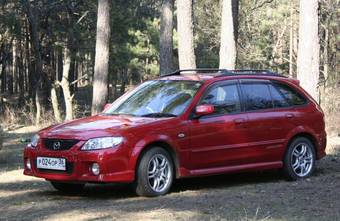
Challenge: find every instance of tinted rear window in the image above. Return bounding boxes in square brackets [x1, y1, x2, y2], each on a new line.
[241, 83, 273, 111]
[273, 83, 307, 106]
[268, 84, 290, 108]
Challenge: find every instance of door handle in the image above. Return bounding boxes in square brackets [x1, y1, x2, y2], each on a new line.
[285, 113, 294, 119]
[234, 118, 245, 124]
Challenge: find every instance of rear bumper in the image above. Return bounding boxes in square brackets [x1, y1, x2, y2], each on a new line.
[23, 144, 135, 183]
[316, 131, 327, 160]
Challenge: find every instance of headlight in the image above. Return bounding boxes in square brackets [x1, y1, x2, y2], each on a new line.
[28, 134, 40, 148]
[81, 137, 123, 151]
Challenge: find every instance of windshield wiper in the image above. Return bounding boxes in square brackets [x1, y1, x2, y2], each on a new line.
[140, 113, 177, 118]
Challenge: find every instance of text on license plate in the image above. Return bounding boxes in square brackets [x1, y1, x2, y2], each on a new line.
[37, 157, 66, 171]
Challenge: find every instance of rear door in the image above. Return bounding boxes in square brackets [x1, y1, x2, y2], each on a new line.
[240, 79, 296, 163]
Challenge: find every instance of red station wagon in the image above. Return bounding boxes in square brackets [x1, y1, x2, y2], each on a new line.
[23, 69, 327, 196]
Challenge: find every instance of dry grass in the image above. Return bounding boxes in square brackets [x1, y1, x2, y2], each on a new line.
[0, 102, 57, 131]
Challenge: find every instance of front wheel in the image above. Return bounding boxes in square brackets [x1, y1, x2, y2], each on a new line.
[50, 181, 85, 193]
[135, 147, 174, 197]
[283, 137, 316, 180]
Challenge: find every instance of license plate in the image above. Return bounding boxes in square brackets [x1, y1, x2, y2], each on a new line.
[37, 157, 66, 171]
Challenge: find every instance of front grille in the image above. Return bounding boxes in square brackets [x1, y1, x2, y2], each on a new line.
[43, 139, 79, 151]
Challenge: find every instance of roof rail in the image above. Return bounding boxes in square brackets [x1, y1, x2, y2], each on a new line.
[163, 68, 231, 76]
[162, 69, 287, 78]
[216, 69, 287, 78]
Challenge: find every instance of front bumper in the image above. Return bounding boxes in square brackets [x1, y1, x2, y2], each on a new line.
[23, 142, 135, 183]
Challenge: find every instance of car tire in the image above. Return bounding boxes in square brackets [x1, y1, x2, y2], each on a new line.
[134, 147, 174, 197]
[50, 181, 85, 193]
[283, 137, 316, 181]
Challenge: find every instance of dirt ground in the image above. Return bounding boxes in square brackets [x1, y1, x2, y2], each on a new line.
[0, 127, 340, 221]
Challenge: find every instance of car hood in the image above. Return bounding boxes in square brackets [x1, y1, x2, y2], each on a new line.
[40, 115, 169, 140]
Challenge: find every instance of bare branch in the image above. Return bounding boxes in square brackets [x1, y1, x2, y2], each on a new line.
[71, 74, 88, 85]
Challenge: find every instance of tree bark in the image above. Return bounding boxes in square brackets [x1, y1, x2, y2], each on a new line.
[297, 0, 320, 101]
[0, 125, 3, 150]
[91, 0, 111, 115]
[289, 5, 294, 78]
[159, 0, 174, 75]
[219, 0, 237, 69]
[231, 0, 239, 43]
[51, 83, 62, 122]
[176, 0, 196, 70]
[12, 39, 17, 94]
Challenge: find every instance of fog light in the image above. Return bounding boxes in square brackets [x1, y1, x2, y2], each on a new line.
[91, 163, 100, 175]
[26, 159, 31, 170]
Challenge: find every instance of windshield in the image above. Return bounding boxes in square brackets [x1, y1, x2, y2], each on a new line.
[104, 80, 202, 117]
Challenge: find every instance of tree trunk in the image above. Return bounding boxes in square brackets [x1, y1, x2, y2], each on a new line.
[35, 89, 41, 125]
[176, 0, 196, 70]
[60, 47, 73, 121]
[219, 0, 237, 69]
[231, 0, 239, 43]
[297, 0, 320, 101]
[18, 36, 25, 103]
[322, 16, 329, 86]
[91, 0, 111, 115]
[0, 125, 3, 150]
[12, 39, 17, 94]
[1, 46, 8, 93]
[51, 84, 62, 122]
[159, 0, 174, 75]
[120, 69, 128, 96]
[289, 5, 294, 78]
[23, 0, 43, 122]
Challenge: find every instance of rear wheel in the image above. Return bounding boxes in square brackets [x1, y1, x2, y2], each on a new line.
[50, 181, 85, 193]
[283, 137, 316, 180]
[135, 147, 174, 197]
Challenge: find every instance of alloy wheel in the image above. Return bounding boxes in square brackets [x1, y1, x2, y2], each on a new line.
[290, 142, 314, 177]
[147, 154, 172, 193]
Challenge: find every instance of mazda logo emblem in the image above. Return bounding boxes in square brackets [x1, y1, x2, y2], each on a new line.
[53, 142, 61, 150]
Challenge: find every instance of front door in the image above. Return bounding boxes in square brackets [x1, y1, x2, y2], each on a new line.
[188, 80, 250, 169]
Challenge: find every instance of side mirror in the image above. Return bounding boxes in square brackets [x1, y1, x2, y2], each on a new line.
[103, 103, 112, 112]
[195, 104, 214, 117]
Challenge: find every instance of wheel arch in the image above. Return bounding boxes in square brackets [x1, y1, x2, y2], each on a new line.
[286, 132, 319, 158]
[134, 140, 180, 179]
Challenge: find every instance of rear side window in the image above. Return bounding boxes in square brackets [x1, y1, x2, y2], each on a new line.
[268, 84, 289, 108]
[273, 83, 307, 106]
[201, 83, 241, 114]
[241, 83, 273, 111]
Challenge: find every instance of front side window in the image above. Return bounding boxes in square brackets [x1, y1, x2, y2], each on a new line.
[200, 83, 241, 114]
[104, 80, 202, 117]
[241, 83, 273, 111]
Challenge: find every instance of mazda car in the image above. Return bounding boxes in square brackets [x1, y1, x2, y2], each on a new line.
[23, 69, 327, 196]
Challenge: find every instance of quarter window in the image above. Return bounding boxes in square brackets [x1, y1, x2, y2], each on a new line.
[201, 83, 241, 114]
[241, 83, 273, 111]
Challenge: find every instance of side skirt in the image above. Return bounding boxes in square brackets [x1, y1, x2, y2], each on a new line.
[179, 161, 283, 178]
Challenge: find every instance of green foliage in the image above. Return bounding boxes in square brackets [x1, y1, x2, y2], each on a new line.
[109, 0, 161, 84]
[194, 0, 221, 68]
